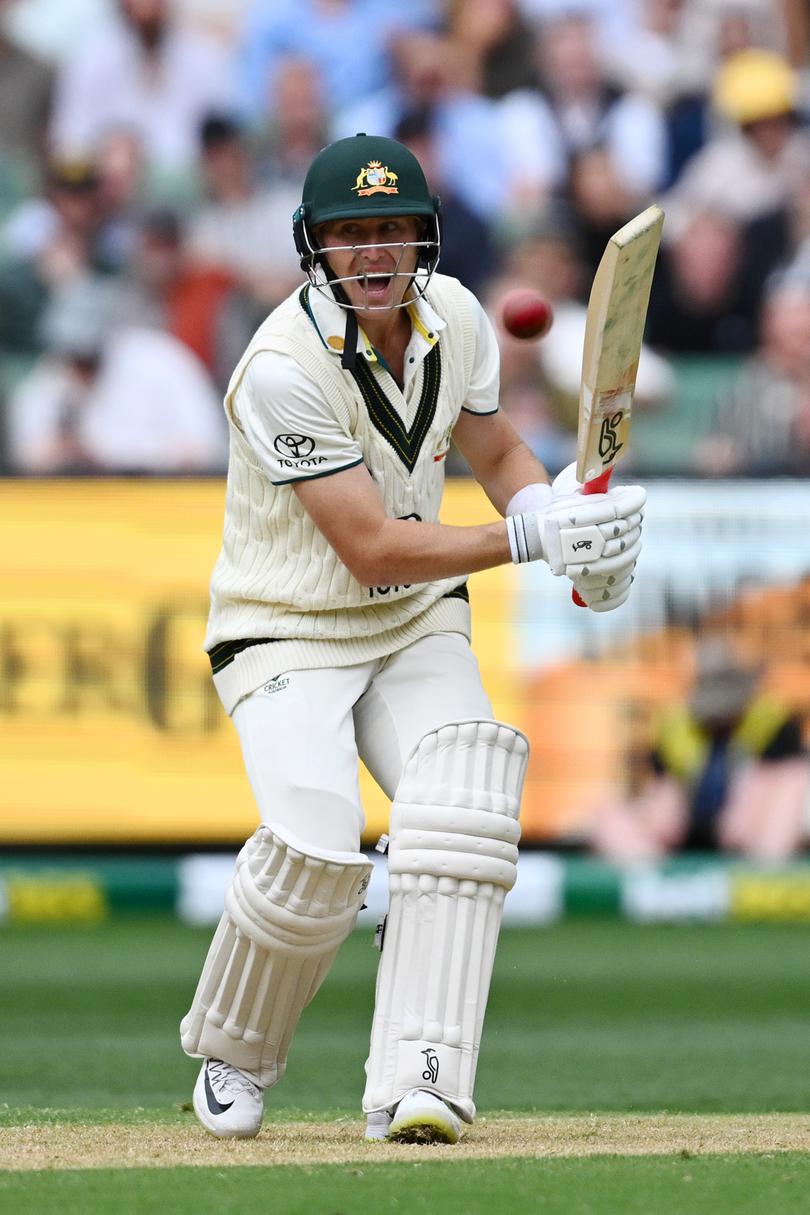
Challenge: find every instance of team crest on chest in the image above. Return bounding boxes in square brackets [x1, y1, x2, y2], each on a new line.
[353, 160, 399, 197]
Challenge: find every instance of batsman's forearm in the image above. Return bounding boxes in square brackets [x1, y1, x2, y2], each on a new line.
[355, 517, 511, 587]
[474, 438, 550, 517]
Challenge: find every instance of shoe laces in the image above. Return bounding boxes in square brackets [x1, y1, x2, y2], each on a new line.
[207, 1058, 261, 1099]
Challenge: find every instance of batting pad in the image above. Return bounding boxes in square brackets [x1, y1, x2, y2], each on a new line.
[363, 720, 528, 1122]
[181, 824, 371, 1088]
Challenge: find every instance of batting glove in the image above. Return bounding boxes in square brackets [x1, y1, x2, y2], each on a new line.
[505, 482, 646, 612]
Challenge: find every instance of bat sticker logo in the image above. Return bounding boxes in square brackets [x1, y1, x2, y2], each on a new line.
[598, 412, 624, 464]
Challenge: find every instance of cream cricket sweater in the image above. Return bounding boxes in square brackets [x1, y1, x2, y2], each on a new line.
[206, 274, 482, 713]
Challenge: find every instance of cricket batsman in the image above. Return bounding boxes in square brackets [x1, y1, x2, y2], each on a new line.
[180, 133, 646, 1142]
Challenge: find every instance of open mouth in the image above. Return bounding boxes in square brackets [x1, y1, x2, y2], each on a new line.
[364, 274, 392, 298]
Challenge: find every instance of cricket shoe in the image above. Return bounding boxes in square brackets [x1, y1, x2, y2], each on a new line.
[193, 1057, 264, 1138]
[385, 1089, 462, 1144]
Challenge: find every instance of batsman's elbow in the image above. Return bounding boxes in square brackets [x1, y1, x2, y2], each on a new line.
[335, 543, 387, 589]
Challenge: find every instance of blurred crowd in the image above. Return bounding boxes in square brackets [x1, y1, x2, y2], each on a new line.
[591, 634, 810, 862]
[3, 0, 810, 474]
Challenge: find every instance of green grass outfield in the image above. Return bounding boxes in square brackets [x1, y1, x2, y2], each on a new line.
[1, 919, 808, 1212]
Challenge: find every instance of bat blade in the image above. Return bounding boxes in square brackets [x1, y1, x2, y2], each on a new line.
[572, 204, 664, 607]
[575, 203, 664, 488]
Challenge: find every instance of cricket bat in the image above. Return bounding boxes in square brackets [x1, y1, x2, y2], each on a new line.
[572, 203, 664, 606]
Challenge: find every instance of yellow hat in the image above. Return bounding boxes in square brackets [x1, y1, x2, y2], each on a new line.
[713, 49, 797, 125]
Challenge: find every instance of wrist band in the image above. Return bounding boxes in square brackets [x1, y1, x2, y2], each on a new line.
[505, 513, 529, 564]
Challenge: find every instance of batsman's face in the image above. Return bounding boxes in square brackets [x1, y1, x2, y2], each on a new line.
[318, 216, 423, 313]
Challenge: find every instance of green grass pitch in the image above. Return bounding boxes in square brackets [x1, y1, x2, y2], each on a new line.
[1, 918, 808, 1212]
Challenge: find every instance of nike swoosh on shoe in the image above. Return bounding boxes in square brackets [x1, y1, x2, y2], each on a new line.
[204, 1069, 235, 1114]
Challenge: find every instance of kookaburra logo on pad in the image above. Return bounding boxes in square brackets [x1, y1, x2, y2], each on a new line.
[572, 539, 593, 552]
[353, 161, 399, 197]
[421, 1048, 439, 1084]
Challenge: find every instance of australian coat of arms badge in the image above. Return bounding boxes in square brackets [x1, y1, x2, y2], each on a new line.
[353, 160, 400, 197]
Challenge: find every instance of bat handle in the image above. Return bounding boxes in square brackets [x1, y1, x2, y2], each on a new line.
[572, 467, 613, 607]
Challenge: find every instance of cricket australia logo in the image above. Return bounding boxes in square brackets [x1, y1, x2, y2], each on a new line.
[260, 676, 289, 695]
[598, 411, 624, 464]
[353, 160, 399, 197]
[421, 1048, 439, 1085]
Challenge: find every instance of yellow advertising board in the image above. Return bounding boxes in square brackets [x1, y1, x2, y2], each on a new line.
[7, 480, 809, 849]
[0, 478, 523, 846]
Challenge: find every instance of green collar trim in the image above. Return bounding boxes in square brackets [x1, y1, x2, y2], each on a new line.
[298, 284, 328, 348]
[349, 341, 441, 473]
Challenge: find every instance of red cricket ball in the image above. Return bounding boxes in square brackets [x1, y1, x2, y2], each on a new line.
[500, 288, 554, 340]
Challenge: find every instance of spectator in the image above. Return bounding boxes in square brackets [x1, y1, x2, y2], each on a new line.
[254, 56, 329, 187]
[517, 0, 643, 63]
[118, 206, 237, 383]
[187, 114, 303, 306]
[235, 0, 436, 120]
[393, 106, 499, 297]
[645, 209, 761, 355]
[444, 0, 538, 99]
[2, 0, 112, 62]
[7, 275, 226, 472]
[535, 12, 668, 200]
[590, 636, 810, 862]
[695, 266, 810, 475]
[671, 0, 787, 105]
[0, 158, 112, 359]
[656, 0, 772, 188]
[601, 0, 693, 107]
[529, 12, 667, 271]
[665, 49, 810, 227]
[334, 29, 562, 225]
[0, 0, 53, 213]
[92, 127, 150, 269]
[48, 0, 237, 192]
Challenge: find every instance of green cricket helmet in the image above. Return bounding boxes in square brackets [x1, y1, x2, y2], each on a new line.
[293, 133, 442, 314]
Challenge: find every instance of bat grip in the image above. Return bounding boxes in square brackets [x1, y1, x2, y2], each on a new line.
[572, 467, 613, 607]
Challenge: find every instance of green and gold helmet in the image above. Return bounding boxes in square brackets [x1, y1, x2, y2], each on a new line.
[293, 133, 442, 312]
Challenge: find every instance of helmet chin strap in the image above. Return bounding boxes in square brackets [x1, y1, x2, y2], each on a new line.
[341, 307, 359, 371]
[319, 264, 360, 370]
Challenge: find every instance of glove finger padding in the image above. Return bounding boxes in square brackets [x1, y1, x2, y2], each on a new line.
[598, 526, 642, 561]
[572, 573, 634, 612]
[607, 484, 646, 516]
[600, 512, 643, 541]
[567, 535, 642, 583]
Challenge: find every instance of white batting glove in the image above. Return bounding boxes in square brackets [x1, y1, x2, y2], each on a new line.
[550, 461, 582, 498]
[502, 464, 586, 516]
[505, 482, 646, 611]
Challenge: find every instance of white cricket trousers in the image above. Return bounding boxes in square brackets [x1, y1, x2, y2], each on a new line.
[231, 631, 493, 852]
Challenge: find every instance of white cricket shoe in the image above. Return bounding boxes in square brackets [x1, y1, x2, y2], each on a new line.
[385, 1089, 462, 1144]
[364, 1108, 393, 1141]
[193, 1057, 264, 1138]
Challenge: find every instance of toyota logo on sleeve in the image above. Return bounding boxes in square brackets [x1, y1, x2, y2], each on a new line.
[272, 433, 326, 471]
[273, 433, 315, 459]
